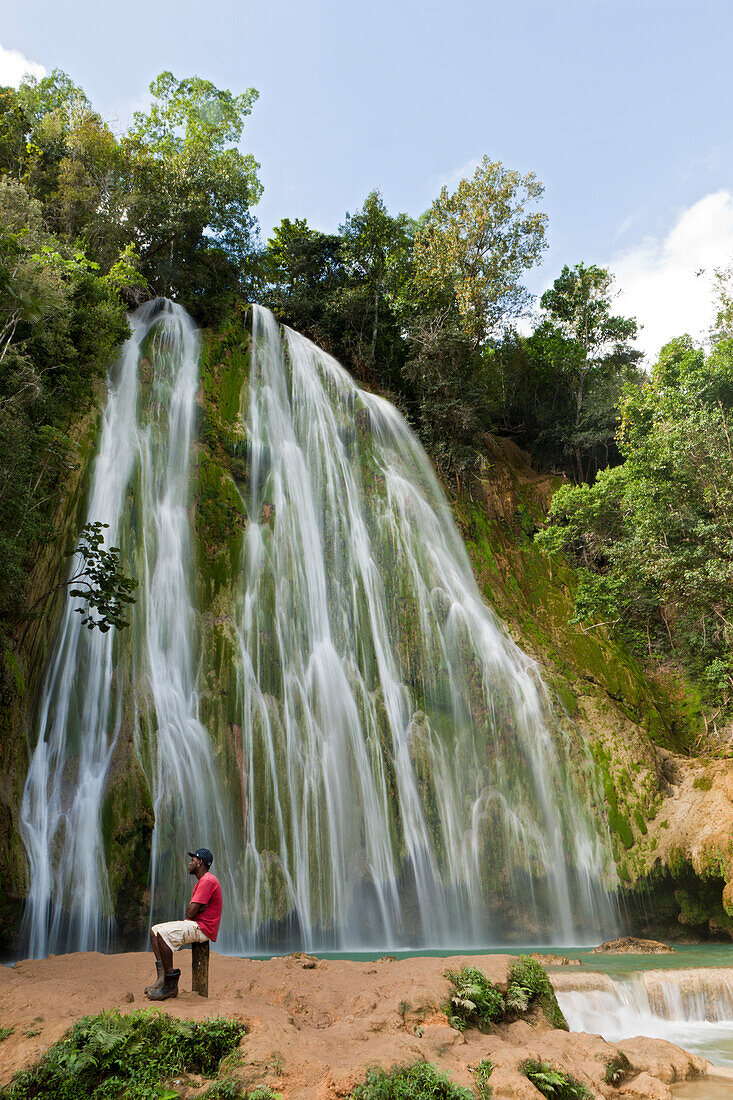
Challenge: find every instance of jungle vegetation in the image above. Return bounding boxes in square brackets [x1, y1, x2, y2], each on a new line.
[2, 65, 732, 740]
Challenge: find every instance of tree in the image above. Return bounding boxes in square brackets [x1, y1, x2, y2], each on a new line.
[535, 263, 642, 480]
[413, 155, 547, 346]
[123, 72, 262, 316]
[339, 190, 414, 372]
[540, 263, 639, 420]
[537, 334, 733, 727]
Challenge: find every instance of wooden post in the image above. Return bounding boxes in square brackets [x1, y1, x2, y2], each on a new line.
[191, 940, 210, 997]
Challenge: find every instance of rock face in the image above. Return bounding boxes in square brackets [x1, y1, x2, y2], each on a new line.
[457, 436, 733, 943]
[592, 937, 675, 955]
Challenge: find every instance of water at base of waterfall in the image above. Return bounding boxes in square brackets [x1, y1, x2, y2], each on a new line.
[19, 301, 618, 957]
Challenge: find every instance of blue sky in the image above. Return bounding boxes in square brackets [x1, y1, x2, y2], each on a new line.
[3, 0, 733, 359]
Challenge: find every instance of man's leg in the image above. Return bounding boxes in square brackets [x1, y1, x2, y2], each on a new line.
[153, 932, 173, 973]
[146, 927, 165, 995]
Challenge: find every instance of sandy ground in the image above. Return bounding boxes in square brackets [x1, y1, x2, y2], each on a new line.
[0, 951, 713, 1099]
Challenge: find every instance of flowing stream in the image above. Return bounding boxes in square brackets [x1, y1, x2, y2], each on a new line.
[555, 968, 733, 1066]
[20, 301, 617, 956]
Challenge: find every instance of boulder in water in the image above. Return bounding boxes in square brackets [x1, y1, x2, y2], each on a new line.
[529, 952, 582, 966]
[591, 936, 674, 954]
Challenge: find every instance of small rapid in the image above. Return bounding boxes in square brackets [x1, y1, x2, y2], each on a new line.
[555, 968, 733, 1066]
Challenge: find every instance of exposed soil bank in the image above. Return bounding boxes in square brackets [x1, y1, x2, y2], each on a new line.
[0, 951, 711, 1099]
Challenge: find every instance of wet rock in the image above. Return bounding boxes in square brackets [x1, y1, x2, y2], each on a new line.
[592, 937, 674, 954]
[529, 952, 582, 966]
[620, 1072, 672, 1099]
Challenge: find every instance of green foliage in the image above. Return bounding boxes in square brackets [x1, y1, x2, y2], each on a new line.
[2, 68, 263, 323]
[519, 1059, 592, 1099]
[66, 521, 137, 632]
[693, 773, 713, 791]
[537, 332, 733, 721]
[0, 1010, 246, 1100]
[472, 1059, 494, 1100]
[487, 264, 642, 481]
[0, 1027, 13, 1041]
[413, 155, 547, 346]
[0, 174, 133, 686]
[443, 966, 505, 1031]
[603, 1052, 631, 1086]
[124, 72, 262, 318]
[506, 956, 568, 1030]
[349, 1062, 474, 1100]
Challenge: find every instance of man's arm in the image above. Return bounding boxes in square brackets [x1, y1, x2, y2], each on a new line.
[186, 900, 205, 920]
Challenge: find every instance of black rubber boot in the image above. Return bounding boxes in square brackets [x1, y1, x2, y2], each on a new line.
[147, 968, 180, 1000]
[144, 960, 165, 995]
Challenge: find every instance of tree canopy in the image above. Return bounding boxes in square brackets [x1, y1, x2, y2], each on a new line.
[413, 155, 547, 346]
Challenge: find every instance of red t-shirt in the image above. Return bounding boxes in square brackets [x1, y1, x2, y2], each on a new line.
[191, 871, 223, 941]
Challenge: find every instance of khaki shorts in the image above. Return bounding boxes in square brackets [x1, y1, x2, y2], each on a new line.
[151, 919, 209, 953]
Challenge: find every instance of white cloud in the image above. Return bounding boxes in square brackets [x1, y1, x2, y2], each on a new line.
[430, 156, 482, 197]
[609, 191, 733, 364]
[0, 44, 46, 88]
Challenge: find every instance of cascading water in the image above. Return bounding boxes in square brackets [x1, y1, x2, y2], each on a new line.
[555, 968, 733, 1066]
[20, 299, 617, 957]
[233, 305, 616, 948]
[20, 301, 242, 957]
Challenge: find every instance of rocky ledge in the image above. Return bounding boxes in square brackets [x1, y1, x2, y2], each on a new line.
[0, 951, 711, 1099]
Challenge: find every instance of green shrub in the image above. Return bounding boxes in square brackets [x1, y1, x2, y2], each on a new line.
[0, 1009, 246, 1100]
[604, 1052, 631, 1086]
[506, 956, 568, 1030]
[519, 1059, 592, 1099]
[350, 1062, 474, 1100]
[473, 1059, 493, 1099]
[443, 967, 504, 1031]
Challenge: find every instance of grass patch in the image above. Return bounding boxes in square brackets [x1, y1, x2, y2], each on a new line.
[0, 1009, 247, 1100]
[0, 1027, 13, 1042]
[519, 1059, 592, 1099]
[350, 1063, 474, 1100]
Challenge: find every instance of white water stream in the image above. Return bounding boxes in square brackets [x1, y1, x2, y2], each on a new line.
[20, 301, 617, 956]
[556, 968, 733, 1066]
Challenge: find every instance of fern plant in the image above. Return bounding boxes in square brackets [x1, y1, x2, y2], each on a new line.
[506, 956, 568, 1030]
[0, 1010, 246, 1100]
[519, 1059, 592, 1099]
[443, 966, 505, 1031]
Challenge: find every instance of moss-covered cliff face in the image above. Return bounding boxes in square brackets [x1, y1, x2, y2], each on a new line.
[450, 435, 733, 941]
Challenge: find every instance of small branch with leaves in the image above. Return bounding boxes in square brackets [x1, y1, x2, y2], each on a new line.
[20, 521, 138, 639]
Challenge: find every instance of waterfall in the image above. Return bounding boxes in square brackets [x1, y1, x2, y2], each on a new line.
[555, 968, 733, 1065]
[20, 301, 242, 956]
[19, 300, 617, 957]
[233, 305, 616, 948]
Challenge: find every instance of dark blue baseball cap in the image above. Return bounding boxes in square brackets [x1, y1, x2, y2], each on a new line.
[188, 848, 213, 867]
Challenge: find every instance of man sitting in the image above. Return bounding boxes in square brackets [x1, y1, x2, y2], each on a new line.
[146, 846, 223, 1000]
